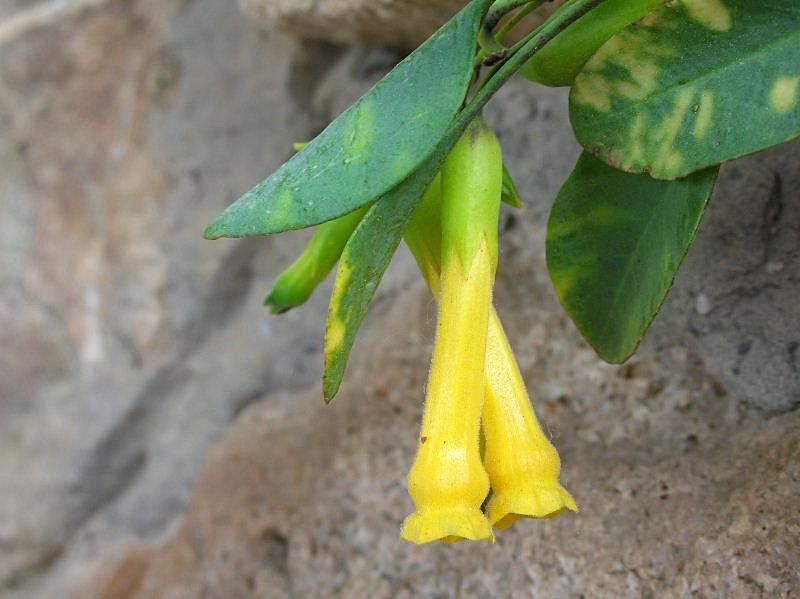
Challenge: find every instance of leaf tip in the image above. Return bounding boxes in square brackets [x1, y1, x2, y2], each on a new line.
[322, 376, 339, 404]
[322, 356, 344, 404]
[203, 221, 223, 240]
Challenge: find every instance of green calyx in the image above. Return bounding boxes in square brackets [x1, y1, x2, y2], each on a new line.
[441, 117, 504, 274]
[265, 206, 368, 314]
[406, 161, 519, 290]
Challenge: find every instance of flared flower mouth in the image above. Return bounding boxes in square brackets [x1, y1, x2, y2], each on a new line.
[488, 483, 579, 530]
[402, 506, 495, 545]
[401, 239, 496, 546]
[481, 308, 579, 534]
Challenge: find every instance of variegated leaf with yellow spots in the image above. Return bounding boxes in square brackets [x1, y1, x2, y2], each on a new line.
[570, 0, 800, 180]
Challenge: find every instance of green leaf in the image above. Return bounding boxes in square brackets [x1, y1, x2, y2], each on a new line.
[204, 0, 492, 239]
[546, 152, 718, 363]
[570, 0, 800, 180]
[323, 160, 440, 401]
[519, 0, 660, 87]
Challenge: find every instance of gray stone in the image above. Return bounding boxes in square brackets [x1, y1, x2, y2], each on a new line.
[239, 0, 465, 47]
[0, 0, 352, 592]
[649, 144, 800, 413]
[73, 262, 800, 599]
[0, 0, 797, 597]
[239, 0, 566, 48]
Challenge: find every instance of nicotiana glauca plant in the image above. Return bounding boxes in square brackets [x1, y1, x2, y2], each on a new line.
[205, 0, 800, 544]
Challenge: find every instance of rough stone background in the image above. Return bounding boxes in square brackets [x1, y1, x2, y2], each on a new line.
[239, 0, 565, 47]
[0, 1, 797, 598]
[239, 0, 466, 47]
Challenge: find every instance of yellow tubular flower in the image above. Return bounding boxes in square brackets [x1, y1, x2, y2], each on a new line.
[482, 311, 578, 529]
[404, 145, 577, 538]
[401, 118, 502, 545]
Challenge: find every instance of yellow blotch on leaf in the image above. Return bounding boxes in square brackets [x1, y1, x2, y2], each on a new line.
[325, 317, 346, 355]
[344, 99, 375, 162]
[647, 87, 695, 176]
[572, 23, 676, 113]
[326, 260, 354, 355]
[771, 76, 800, 114]
[693, 90, 715, 139]
[682, 0, 732, 33]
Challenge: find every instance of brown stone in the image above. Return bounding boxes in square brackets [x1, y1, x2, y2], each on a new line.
[1, 1, 798, 597]
[239, 0, 566, 48]
[82, 286, 800, 597]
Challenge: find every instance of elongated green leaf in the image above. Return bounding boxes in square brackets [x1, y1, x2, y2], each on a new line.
[570, 0, 800, 180]
[546, 153, 718, 363]
[204, 0, 492, 240]
[520, 0, 660, 87]
[323, 160, 441, 401]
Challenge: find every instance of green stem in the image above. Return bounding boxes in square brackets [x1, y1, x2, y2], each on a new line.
[464, 0, 606, 125]
[477, 27, 506, 57]
[487, 0, 539, 28]
[476, 0, 544, 67]
[495, 1, 542, 43]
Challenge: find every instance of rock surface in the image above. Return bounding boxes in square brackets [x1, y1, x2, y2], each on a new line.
[0, 0, 360, 593]
[76, 312, 800, 598]
[649, 144, 800, 413]
[0, 0, 798, 597]
[239, 0, 565, 48]
[240, 0, 465, 47]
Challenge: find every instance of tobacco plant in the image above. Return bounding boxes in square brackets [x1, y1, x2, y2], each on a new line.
[205, 0, 800, 544]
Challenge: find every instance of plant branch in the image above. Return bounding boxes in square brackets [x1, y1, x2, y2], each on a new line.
[476, 0, 545, 66]
[495, 1, 542, 43]
[421, 0, 608, 216]
[465, 0, 606, 125]
[486, 0, 541, 30]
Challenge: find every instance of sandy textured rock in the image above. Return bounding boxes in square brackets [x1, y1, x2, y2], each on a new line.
[239, 0, 566, 47]
[78, 260, 800, 599]
[0, 0, 367, 593]
[240, 0, 465, 47]
[0, 0, 798, 597]
[66, 74, 800, 599]
[649, 144, 800, 412]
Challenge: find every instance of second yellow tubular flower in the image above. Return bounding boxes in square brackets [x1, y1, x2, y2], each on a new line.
[482, 311, 578, 529]
[401, 118, 502, 545]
